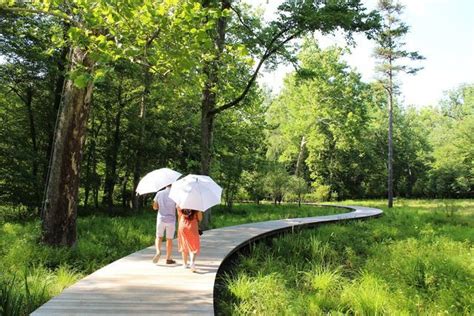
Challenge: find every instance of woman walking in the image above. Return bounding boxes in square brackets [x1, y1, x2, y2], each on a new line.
[177, 207, 202, 272]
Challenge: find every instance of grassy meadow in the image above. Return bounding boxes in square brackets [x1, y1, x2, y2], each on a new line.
[0, 211, 156, 315]
[0, 203, 339, 315]
[0, 200, 472, 315]
[215, 199, 474, 315]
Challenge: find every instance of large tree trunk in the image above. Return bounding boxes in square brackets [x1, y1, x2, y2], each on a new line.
[199, 0, 228, 176]
[41, 47, 94, 247]
[45, 34, 69, 185]
[199, 0, 230, 229]
[200, 96, 215, 176]
[199, 65, 217, 231]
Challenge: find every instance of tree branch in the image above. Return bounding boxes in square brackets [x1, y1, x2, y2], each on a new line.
[8, 85, 27, 104]
[0, 7, 82, 28]
[229, 4, 266, 47]
[210, 27, 301, 116]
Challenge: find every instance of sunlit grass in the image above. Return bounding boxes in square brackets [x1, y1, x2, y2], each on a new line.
[2, 200, 472, 315]
[216, 199, 474, 315]
[0, 211, 156, 315]
[0, 203, 339, 315]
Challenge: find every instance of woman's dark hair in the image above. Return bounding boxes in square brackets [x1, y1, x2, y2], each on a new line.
[182, 209, 196, 221]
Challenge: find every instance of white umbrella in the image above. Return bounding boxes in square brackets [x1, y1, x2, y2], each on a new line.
[135, 168, 182, 195]
[169, 174, 222, 211]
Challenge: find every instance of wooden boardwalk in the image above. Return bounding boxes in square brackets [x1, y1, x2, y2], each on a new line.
[32, 205, 382, 315]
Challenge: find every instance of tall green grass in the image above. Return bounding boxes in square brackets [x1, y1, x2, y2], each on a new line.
[216, 199, 474, 315]
[2, 201, 472, 315]
[0, 203, 337, 315]
[0, 211, 157, 315]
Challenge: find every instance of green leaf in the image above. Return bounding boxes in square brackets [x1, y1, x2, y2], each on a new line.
[73, 74, 90, 89]
[93, 69, 106, 83]
[68, 27, 82, 42]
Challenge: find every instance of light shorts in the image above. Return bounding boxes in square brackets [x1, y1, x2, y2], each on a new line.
[156, 219, 175, 240]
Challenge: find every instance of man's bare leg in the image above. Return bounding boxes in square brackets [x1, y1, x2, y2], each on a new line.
[166, 239, 173, 260]
[153, 237, 162, 263]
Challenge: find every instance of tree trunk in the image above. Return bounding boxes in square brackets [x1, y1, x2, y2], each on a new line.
[132, 69, 151, 210]
[121, 170, 130, 209]
[200, 69, 217, 229]
[387, 52, 394, 208]
[22, 87, 42, 207]
[103, 79, 124, 210]
[199, 0, 230, 229]
[24, 88, 38, 174]
[387, 85, 394, 208]
[200, 0, 228, 175]
[200, 108, 214, 176]
[41, 47, 94, 247]
[45, 40, 69, 185]
[83, 118, 101, 209]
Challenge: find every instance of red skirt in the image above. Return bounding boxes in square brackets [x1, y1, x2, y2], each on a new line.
[177, 216, 200, 255]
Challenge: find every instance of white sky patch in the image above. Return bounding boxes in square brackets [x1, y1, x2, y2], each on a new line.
[247, 0, 474, 107]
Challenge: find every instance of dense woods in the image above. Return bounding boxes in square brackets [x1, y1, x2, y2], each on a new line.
[0, 0, 472, 216]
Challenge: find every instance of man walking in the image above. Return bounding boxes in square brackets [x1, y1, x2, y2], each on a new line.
[152, 185, 176, 264]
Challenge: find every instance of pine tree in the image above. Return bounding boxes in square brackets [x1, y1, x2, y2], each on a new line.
[373, 0, 424, 208]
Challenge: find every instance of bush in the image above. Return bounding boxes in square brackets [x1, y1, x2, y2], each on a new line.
[305, 184, 331, 202]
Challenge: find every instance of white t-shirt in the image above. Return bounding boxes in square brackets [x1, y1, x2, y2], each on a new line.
[153, 187, 176, 224]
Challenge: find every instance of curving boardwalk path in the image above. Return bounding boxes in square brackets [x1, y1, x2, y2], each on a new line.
[33, 205, 382, 315]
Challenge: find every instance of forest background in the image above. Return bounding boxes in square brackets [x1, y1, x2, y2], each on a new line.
[0, 0, 472, 221]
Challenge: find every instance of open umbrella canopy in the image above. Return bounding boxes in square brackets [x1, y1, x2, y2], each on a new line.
[135, 168, 182, 195]
[169, 174, 222, 211]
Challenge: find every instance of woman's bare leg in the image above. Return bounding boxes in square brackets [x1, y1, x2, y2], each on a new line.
[181, 251, 189, 268]
[190, 252, 197, 272]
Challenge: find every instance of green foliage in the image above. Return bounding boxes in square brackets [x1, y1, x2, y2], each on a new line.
[263, 163, 290, 204]
[374, 0, 425, 82]
[308, 183, 332, 202]
[285, 176, 308, 205]
[267, 40, 377, 199]
[239, 170, 267, 203]
[212, 89, 268, 208]
[216, 199, 474, 315]
[1, 0, 468, 214]
[265, 36, 470, 200]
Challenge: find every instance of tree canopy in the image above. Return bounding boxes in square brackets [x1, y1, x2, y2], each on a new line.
[0, 0, 472, 245]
